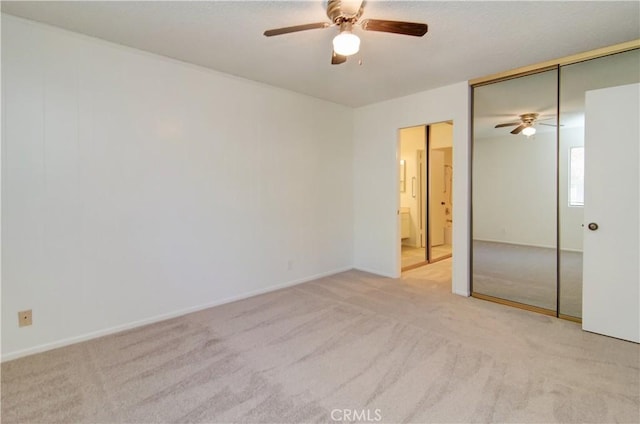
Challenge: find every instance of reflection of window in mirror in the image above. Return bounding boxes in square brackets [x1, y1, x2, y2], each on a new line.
[569, 146, 584, 206]
[399, 159, 406, 192]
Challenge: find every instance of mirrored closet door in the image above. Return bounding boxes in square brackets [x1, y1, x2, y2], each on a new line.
[472, 69, 559, 313]
[472, 48, 640, 319]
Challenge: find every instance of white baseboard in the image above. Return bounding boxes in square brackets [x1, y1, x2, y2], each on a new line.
[473, 238, 556, 250]
[1, 266, 353, 362]
[560, 247, 584, 253]
[453, 289, 470, 297]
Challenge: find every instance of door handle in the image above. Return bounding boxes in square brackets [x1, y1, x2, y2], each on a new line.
[587, 222, 599, 231]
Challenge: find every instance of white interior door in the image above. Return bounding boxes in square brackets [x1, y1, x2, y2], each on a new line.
[430, 150, 446, 246]
[582, 83, 639, 343]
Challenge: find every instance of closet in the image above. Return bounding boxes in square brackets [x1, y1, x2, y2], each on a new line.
[471, 48, 640, 324]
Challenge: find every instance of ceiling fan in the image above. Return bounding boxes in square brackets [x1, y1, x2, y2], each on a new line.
[263, 0, 428, 65]
[495, 113, 557, 136]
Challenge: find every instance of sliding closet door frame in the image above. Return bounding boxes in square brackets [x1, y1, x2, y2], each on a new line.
[470, 66, 559, 316]
[469, 39, 640, 322]
[554, 68, 563, 320]
[470, 40, 639, 86]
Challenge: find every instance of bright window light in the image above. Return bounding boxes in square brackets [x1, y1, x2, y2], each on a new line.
[569, 146, 584, 206]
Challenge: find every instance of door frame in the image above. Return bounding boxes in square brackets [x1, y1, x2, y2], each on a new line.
[398, 125, 429, 273]
[398, 121, 454, 273]
[469, 43, 640, 321]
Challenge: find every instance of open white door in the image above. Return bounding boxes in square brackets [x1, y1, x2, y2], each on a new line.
[582, 83, 639, 343]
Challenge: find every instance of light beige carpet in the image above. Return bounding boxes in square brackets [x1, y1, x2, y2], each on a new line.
[2, 260, 638, 423]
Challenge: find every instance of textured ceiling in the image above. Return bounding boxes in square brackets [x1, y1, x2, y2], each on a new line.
[2, 1, 639, 107]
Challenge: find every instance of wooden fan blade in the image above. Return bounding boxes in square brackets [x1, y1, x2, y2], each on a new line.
[495, 122, 521, 128]
[539, 122, 563, 127]
[360, 19, 428, 37]
[331, 50, 347, 65]
[511, 124, 526, 134]
[264, 22, 329, 37]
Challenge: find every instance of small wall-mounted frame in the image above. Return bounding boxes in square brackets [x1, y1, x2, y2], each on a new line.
[399, 159, 406, 192]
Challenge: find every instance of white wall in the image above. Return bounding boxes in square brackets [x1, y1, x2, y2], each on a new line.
[353, 82, 471, 296]
[474, 127, 586, 251]
[472, 132, 557, 248]
[1, 15, 354, 360]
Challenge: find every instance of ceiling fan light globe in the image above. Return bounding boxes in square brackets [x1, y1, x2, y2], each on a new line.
[333, 32, 360, 56]
[522, 126, 536, 137]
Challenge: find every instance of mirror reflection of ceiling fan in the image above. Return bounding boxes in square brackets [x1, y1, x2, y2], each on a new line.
[263, 0, 428, 65]
[495, 113, 559, 136]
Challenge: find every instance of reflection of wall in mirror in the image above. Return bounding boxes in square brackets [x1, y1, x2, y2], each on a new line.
[399, 126, 425, 247]
[473, 132, 557, 249]
[430, 123, 454, 248]
[443, 149, 453, 217]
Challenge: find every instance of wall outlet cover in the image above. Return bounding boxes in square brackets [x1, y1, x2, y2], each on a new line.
[18, 310, 32, 327]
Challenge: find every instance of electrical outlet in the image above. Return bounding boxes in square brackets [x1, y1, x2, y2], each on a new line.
[287, 260, 293, 271]
[18, 310, 32, 327]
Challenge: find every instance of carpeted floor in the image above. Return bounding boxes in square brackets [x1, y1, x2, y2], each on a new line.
[472, 240, 583, 317]
[2, 259, 638, 423]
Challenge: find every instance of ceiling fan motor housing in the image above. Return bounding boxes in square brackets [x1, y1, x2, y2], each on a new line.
[520, 113, 539, 125]
[264, 1, 428, 65]
[327, 0, 364, 24]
